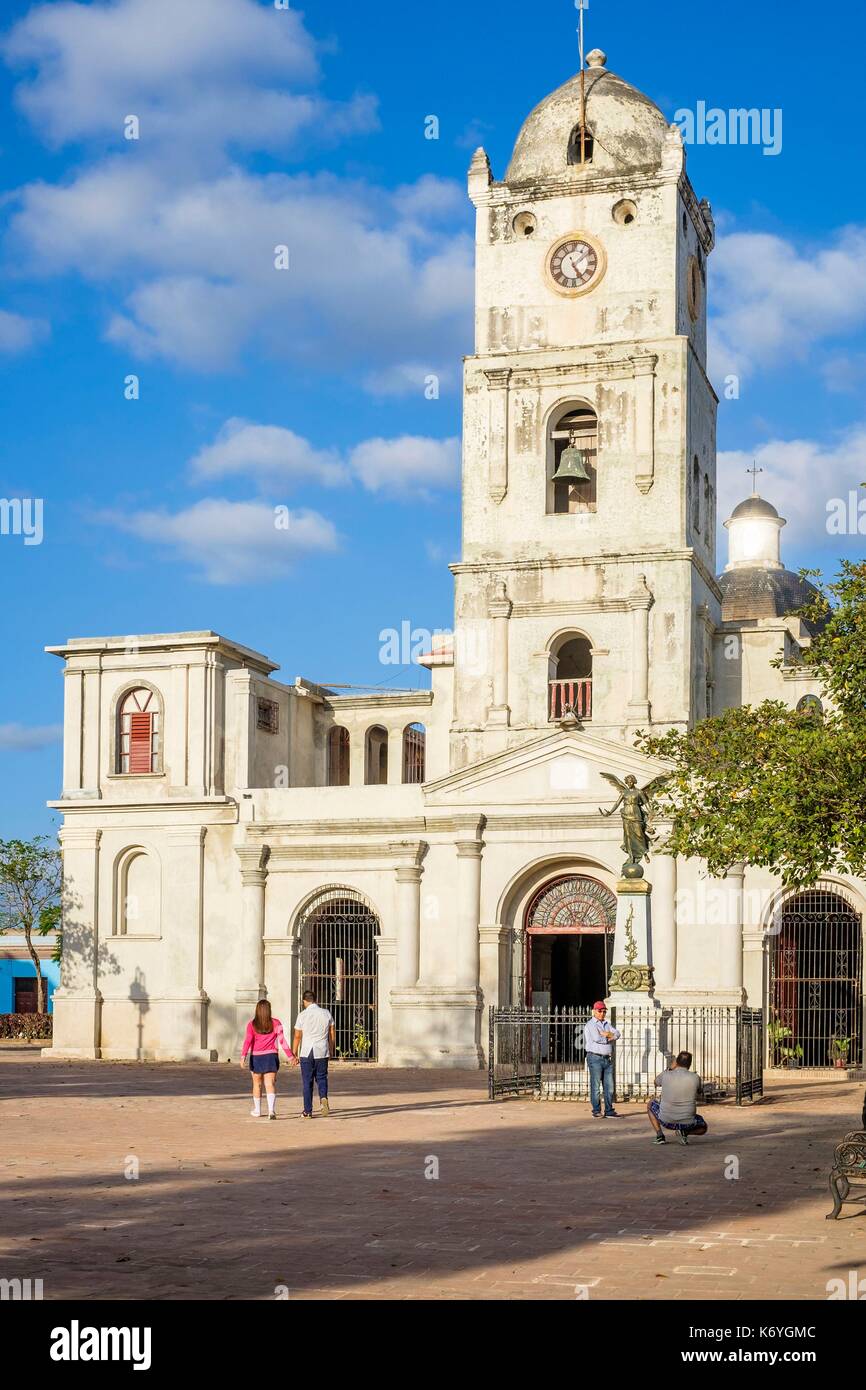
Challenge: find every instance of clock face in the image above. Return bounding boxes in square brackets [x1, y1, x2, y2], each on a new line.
[547, 235, 604, 295]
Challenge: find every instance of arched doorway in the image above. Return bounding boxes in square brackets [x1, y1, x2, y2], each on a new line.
[523, 875, 616, 1007]
[298, 888, 379, 1061]
[769, 885, 863, 1069]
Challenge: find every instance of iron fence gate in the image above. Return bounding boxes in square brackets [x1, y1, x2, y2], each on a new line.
[736, 1007, 764, 1102]
[298, 888, 378, 1061]
[770, 887, 863, 1070]
[488, 1004, 763, 1104]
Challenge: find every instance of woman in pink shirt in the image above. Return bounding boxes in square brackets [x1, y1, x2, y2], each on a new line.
[240, 999, 296, 1119]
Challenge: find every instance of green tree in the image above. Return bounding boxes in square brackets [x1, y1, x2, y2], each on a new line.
[639, 559, 866, 890]
[0, 837, 62, 1013]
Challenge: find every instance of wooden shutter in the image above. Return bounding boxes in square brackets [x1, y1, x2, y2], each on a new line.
[128, 712, 153, 773]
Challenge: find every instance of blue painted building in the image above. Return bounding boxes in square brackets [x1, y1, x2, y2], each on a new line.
[0, 936, 61, 1013]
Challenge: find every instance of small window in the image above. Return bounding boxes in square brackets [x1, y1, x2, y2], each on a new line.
[691, 457, 701, 535]
[14, 977, 38, 1014]
[567, 123, 594, 165]
[365, 726, 388, 785]
[402, 724, 426, 784]
[118, 688, 160, 774]
[327, 726, 350, 786]
[257, 698, 279, 734]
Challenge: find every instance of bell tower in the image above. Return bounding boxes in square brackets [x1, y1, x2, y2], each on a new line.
[449, 45, 719, 769]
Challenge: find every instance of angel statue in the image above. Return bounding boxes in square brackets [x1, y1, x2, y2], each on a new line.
[599, 772, 670, 878]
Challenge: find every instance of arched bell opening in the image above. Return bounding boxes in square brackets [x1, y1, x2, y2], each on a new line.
[547, 402, 598, 514]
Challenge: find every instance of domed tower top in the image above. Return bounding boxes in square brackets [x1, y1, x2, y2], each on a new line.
[718, 482, 821, 627]
[505, 48, 673, 185]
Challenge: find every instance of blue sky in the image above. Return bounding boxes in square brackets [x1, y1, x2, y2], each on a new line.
[1, 0, 864, 839]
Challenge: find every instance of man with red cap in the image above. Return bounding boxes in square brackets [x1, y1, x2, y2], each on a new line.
[584, 1001, 622, 1118]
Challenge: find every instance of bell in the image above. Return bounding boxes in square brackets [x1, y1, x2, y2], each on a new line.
[552, 445, 591, 484]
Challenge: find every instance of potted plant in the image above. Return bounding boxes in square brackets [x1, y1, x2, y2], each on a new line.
[767, 1014, 794, 1068]
[830, 1037, 851, 1070]
[779, 1043, 803, 1068]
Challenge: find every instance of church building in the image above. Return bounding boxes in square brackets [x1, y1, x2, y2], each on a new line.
[46, 49, 863, 1072]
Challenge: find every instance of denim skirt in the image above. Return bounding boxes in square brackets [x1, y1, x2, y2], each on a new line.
[249, 1051, 279, 1074]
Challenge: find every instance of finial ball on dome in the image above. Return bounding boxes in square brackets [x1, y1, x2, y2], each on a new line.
[586, 48, 607, 69]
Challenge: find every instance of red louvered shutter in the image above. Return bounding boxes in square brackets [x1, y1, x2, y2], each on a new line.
[128, 712, 153, 773]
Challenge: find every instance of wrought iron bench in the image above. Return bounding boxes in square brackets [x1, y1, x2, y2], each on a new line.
[826, 1091, 866, 1220]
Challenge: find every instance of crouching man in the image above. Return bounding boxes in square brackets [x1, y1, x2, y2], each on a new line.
[647, 1050, 708, 1146]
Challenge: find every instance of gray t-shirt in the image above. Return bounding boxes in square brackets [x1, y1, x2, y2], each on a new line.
[655, 1068, 701, 1124]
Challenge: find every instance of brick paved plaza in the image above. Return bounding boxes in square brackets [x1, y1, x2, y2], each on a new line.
[1, 1044, 863, 1301]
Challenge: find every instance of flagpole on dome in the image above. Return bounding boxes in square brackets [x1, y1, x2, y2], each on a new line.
[576, 0, 589, 164]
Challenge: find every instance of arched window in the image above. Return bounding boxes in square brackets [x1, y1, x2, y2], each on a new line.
[548, 634, 593, 720]
[114, 848, 159, 936]
[402, 724, 426, 784]
[770, 885, 863, 1069]
[548, 403, 598, 514]
[327, 726, 350, 786]
[117, 687, 161, 774]
[567, 123, 594, 165]
[691, 457, 701, 535]
[365, 725, 388, 785]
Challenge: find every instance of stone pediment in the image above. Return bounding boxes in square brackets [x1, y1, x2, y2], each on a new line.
[423, 729, 669, 809]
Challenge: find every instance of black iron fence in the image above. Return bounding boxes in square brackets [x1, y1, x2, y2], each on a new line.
[488, 1004, 763, 1105]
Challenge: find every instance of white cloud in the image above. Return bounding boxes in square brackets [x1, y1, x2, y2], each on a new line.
[2, 2, 470, 383]
[97, 498, 339, 584]
[0, 722, 62, 749]
[0, 308, 48, 353]
[718, 427, 866, 548]
[9, 164, 473, 375]
[362, 361, 456, 397]
[189, 418, 347, 487]
[349, 435, 460, 498]
[3, 0, 375, 154]
[710, 226, 866, 382]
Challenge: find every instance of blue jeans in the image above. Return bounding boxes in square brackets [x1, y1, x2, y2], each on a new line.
[300, 1055, 329, 1113]
[587, 1053, 615, 1115]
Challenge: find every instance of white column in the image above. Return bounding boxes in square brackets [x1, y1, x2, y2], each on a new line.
[486, 579, 512, 727]
[349, 731, 365, 786]
[485, 368, 511, 503]
[157, 826, 208, 1059]
[631, 352, 657, 494]
[627, 574, 652, 725]
[49, 827, 102, 1058]
[233, 844, 269, 1055]
[391, 843, 424, 988]
[387, 727, 403, 785]
[651, 850, 677, 991]
[62, 668, 84, 794]
[456, 837, 484, 990]
[719, 861, 745, 997]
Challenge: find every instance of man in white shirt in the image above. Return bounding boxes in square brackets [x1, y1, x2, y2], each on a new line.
[583, 1001, 622, 1118]
[293, 989, 336, 1118]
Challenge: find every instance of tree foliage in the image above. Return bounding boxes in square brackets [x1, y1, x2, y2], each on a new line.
[640, 559, 866, 890]
[0, 837, 62, 1012]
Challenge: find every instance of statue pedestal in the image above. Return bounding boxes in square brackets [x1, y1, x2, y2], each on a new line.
[607, 878, 660, 1098]
[607, 878, 654, 1003]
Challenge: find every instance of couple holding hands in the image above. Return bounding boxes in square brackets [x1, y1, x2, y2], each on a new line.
[240, 990, 334, 1119]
